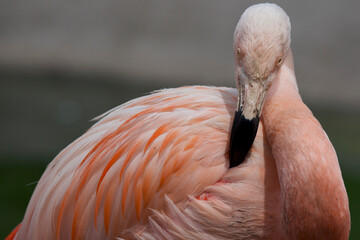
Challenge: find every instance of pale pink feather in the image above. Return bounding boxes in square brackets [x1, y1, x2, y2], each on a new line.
[9, 3, 350, 240]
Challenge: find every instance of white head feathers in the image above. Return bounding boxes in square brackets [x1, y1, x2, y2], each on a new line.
[234, 3, 291, 79]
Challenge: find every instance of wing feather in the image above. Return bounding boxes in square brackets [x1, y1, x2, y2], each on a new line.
[17, 86, 238, 239]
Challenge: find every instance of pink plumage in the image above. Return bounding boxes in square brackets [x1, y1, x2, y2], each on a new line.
[7, 3, 350, 240]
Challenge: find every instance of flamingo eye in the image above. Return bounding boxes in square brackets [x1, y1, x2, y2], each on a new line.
[276, 57, 283, 67]
[237, 48, 245, 60]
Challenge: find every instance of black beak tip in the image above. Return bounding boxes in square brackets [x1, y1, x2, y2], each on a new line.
[229, 111, 260, 168]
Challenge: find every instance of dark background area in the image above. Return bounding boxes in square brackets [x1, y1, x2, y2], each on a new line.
[1, 0, 359, 238]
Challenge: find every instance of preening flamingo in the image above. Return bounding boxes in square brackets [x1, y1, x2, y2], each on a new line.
[7, 3, 350, 240]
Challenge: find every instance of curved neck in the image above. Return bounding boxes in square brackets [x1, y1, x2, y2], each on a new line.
[262, 50, 350, 239]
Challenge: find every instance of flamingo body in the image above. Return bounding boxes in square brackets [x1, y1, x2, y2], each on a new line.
[16, 87, 240, 239]
[8, 3, 350, 240]
[12, 86, 282, 239]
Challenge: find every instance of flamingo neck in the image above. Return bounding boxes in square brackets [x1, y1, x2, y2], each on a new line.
[262, 50, 350, 239]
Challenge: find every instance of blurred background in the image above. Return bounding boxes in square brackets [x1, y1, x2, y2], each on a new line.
[1, 0, 359, 238]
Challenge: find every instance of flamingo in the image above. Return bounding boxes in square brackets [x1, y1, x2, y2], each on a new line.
[6, 3, 350, 240]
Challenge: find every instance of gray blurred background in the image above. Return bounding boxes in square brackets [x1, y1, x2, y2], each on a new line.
[1, 0, 359, 238]
[1, 0, 360, 156]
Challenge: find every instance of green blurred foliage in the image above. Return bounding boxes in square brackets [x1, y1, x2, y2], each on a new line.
[0, 158, 46, 239]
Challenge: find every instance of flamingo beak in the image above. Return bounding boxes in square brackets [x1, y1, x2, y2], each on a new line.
[229, 71, 271, 168]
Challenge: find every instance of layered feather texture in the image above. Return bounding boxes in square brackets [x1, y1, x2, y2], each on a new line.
[15, 86, 280, 239]
[9, 3, 350, 239]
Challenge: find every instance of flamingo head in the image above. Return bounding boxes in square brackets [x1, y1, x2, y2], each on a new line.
[229, 3, 291, 167]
